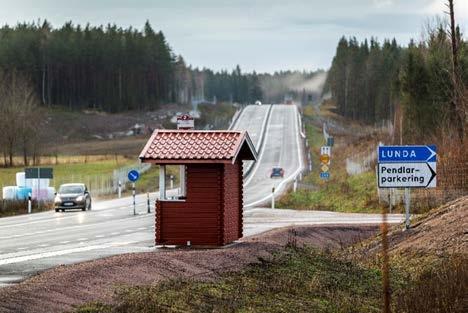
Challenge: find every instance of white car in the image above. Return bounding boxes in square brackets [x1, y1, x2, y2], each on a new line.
[255, 100, 262, 106]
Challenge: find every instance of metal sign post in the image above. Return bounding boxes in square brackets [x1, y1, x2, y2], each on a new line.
[37, 168, 40, 211]
[132, 183, 136, 215]
[127, 170, 140, 215]
[404, 188, 411, 230]
[27, 192, 32, 214]
[147, 192, 151, 213]
[271, 187, 275, 209]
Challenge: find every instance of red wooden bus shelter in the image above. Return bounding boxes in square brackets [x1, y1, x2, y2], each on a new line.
[139, 130, 257, 246]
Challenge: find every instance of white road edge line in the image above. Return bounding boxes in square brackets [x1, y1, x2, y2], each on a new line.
[245, 105, 275, 187]
[242, 105, 271, 180]
[0, 242, 137, 265]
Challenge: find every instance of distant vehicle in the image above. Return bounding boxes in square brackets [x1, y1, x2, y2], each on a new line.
[270, 167, 285, 178]
[255, 100, 262, 106]
[54, 183, 92, 212]
[284, 94, 293, 105]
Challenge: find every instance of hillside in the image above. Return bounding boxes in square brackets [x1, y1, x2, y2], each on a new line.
[363, 195, 467, 257]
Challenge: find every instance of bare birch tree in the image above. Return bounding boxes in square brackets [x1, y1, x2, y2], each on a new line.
[0, 70, 41, 167]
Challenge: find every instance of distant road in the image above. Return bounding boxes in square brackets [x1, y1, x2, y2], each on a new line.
[0, 104, 404, 285]
[231, 104, 270, 175]
[243, 105, 303, 207]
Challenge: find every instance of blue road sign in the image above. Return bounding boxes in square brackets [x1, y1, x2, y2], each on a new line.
[320, 172, 330, 179]
[128, 170, 140, 182]
[378, 145, 436, 163]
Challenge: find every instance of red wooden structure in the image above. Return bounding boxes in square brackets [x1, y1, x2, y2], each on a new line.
[139, 130, 257, 246]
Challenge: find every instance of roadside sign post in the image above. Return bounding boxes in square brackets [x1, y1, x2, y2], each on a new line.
[271, 187, 275, 209]
[320, 146, 331, 180]
[377, 145, 437, 229]
[38, 168, 40, 211]
[25, 167, 53, 211]
[118, 180, 122, 198]
[132, 183, 136, 215]
[27, 192, 32, 214]
[127, 170, 140, 215]
[147, 192, 151, 213]
[404, 188, 411, 230]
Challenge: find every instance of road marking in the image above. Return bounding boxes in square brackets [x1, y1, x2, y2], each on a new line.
[137, 227, 146, 230]
[16, 247, 28, 251]
[245, 105, 274, 186]
[95, 235, 105, 238]
[77, 238, 88, 241]
[0, 213, 153, 240]
[60, 241, 71, 244]
[38, 244, 49, 247]
[124, 229, 132, 233]
[0, 241, 138, 265]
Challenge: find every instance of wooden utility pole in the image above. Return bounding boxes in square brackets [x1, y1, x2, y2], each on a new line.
[381, 204, 391, 313]
[447, 0, 465, 141]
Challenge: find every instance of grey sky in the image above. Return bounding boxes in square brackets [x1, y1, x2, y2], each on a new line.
[1, 0, 467, 73]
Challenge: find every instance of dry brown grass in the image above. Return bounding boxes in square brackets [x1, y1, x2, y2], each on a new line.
[0, 154, 131, 168]
[0, 200, 53, 217]
[394, 254, 467, 313]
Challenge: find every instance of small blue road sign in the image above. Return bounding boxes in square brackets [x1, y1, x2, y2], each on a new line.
[378, 145, 436, 163]
[128, 170, 140, 182]
[320, 172, 330, 179]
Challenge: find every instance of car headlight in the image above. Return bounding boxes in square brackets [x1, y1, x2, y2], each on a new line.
[54, 196, 61, 203]
[76, 195, 84, 202]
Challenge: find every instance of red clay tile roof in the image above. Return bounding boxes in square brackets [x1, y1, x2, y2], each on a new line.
[139, 130, 257, 164]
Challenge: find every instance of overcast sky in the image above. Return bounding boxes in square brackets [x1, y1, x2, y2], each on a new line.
[1, 0, 467, 73]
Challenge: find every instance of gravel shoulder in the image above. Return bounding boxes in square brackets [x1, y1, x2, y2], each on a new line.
[0, 224, 378, 313]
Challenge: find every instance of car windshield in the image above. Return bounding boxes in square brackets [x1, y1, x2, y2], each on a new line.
[273, 168, 281, 173]
[59, 185, 84, 194]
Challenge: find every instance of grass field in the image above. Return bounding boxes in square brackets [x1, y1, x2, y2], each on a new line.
[0, 157, 134, 190]
[277, 104, 386, 213]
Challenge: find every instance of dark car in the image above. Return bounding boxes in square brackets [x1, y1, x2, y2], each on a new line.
[270, 167, 285, 178]
[54, 183, 92, 212]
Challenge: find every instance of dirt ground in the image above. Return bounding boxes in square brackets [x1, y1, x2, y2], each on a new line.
[0, 225, 379, 313]
[363, 195, 468, 257]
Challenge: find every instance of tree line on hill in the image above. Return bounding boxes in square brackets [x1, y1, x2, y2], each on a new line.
[0, 20, 268, 113]
[325, 12, 467, 142]
[0, 19, 327, 167]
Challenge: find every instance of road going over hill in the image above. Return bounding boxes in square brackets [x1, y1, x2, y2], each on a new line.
[243, 104, 303, 207]
[0, 104, 404, 285]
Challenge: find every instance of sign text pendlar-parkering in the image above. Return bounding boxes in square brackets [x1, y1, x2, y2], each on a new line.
[377, 145, 437, 189]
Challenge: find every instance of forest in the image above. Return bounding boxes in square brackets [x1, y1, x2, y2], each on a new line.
[325, 20, 467, 142]
[0, 20, 268, 112]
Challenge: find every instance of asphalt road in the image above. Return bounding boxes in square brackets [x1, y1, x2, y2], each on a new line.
[0, 104, 404, 285]
[244, 105, 302, 207]
[231, 104, 271, 175]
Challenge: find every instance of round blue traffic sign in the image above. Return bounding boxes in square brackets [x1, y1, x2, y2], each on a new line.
[128, 170, 140, 182]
